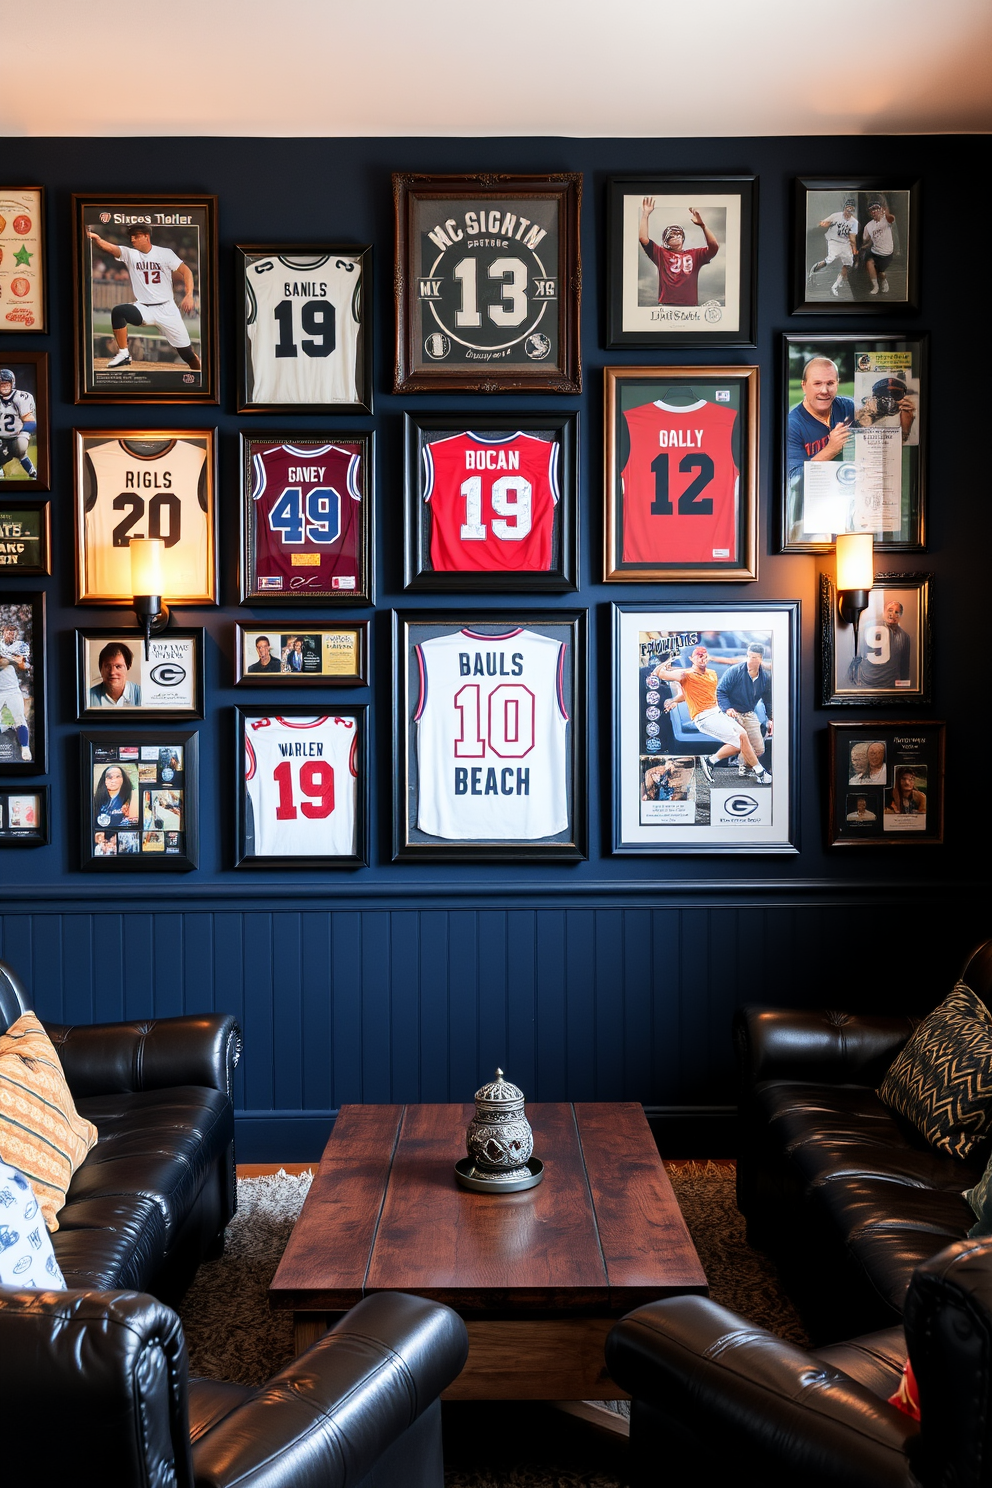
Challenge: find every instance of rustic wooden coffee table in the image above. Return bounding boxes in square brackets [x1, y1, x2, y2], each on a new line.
[269, 1101, 706, 1400]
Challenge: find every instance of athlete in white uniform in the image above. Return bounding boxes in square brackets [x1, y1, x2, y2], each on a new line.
[245, 715, 358, 858]
[83, 438, 209, 599]
[245, 254, 361, 406]
[414, 628, 569, 841]
[808, 202, 859, 297]
[85, 224, 201, 370]
[863, 201, 896, 295]
[0, 620, 32, 760]
[0, 370, 38, 480]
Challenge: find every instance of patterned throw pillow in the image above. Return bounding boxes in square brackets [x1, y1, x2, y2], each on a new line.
[878, 982, 992, 1159]
[0, 1012, 98, 1231]
[0, 1159, 65, 1288]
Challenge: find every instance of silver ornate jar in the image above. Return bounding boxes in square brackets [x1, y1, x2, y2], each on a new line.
[464, 1069, 533, 1182]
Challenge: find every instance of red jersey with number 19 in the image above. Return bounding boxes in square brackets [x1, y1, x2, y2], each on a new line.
[621, 398, 738, 565]
[251, 443, 361, 596]
[423, 431, 559, 572]
[244, 715, 357, 857]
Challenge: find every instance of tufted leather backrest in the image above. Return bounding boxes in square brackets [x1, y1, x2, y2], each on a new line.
[0, 958, 30, 1034]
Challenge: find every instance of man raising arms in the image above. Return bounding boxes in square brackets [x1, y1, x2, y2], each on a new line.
[85, 224, 201, 371]
[653, 644, 771, 786]
[639, 199, 718, 306]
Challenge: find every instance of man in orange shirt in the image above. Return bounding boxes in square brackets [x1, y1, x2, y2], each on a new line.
[653, 644, 771, 785]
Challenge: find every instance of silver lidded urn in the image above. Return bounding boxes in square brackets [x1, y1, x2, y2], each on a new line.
[465, 1068, 533, 1182]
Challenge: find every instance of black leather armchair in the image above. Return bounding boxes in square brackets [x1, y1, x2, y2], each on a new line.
[0, 1286, 468, 1488]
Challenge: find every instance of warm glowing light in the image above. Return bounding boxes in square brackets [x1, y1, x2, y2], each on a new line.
[836, 533, 874, 592]
[130, 538, 165, 597]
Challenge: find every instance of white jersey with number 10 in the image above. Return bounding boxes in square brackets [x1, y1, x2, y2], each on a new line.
[245, 715, 357, 857]
[246, 254, 361, 406]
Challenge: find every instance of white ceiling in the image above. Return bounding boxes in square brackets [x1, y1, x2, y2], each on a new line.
[17, 0, 992, 137]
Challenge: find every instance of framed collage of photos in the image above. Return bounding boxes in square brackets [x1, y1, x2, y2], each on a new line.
[394, 612, 586, 861]
[0, 592, 45, 776]
[76, 629, 204, 720]
[0, 498, 50, 576]
[1, 353, 50, 488]
[820, 573, 931, 707]
[80, 730, 198, 870]
[828, 721, 944, 847]
[794, 178, 919, 314]
[0, 188, 46, 333]
[0, 784, 48, 847]
[234, 623, 367, 686]
[403, 413, 578, 591]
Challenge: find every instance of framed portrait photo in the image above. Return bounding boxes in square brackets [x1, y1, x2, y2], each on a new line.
[0, 188, 46, 333]
[236, 706, 368, 869]
[72, 194, 218, 404]
[604, 365, 758, 583]
[394, 611, 586, 862]
[403, 413, 578, 592]
[0, 498, 50, 576]
[393, 172, 582, 393]
[234, 622, 368, 686]
[80, 730, 198, 870]
[0, 592, 45, 776]
[607, 176, 755, 348]
[794, 178, 919, 314]
[781, 334, 926, 553]
[237, 243, 372, 414]
[76, 628, 204, 720]
[820, 572, 931, 707]
[0, 353, 50, 488]
[240, 432, 372, 604]
[0, 785, 49, 847]
[828, 720, 944, 847]
[74, 430, 217, 605]
[612, 602, 798, 855]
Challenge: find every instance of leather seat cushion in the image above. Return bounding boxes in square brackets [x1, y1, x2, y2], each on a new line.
[754, 1081, 920, 1156]
[814, 1326, 907, 1400]
[791, 1138, 986, 1195]
[188, 1379, 253, 1442]
[53, 1194, 168, 1290]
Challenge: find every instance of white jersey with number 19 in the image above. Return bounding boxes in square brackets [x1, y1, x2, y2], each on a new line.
[245, 254, 361, 406]
[245, 715, 357, 857]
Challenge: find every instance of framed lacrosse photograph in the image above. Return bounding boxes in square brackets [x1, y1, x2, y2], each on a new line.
[828, 719, 944, 846]
[234, 623, 368, 686]
[0, 498, 50, 576]
[0, 785, 49, 847]
[80, 730, 198, 870]
[74, 430, 217, 605]
[236, 243, 372, 414]
[794, 178, 919, 314]
[0, 353, 50, 488]
[393, 173, 582, 393]
[0, 188, 46, 333]
[612, 601, 799, 855]
[239, 432, 372, 604]
[820, 572, 931, 707]
[235, 706, 368, 869]
[403, 413, 578, 591]
[604, 365, 758, 583]
[0, 591, 45, 776]
[76, 628, 204, 720]
[394, 610, 586, 862]
[72, 194, 218, 404]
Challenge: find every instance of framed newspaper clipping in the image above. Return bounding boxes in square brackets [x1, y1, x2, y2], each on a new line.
[0, 592, 45, 776]
[0, 188, 46, 333]
[828, 720, 944, 846]
[80, 729, 199, 870]
[0, 353, 50, 488]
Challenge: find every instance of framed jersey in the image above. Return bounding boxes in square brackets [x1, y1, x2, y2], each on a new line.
[394, 611, 586, 862]
[403, 414, 578, 592]
[820, 572, 932, 708]
[604, 366, 759, 583]
[235, 706, 368, 869]
[74, 431, 217, 605]
[79, 729, 199, 871]
[237, 243, 372, 414]
[240, 433, 372, 604]
[0, 352, 50, 489]
[794, 178, 920, 314]
[393, 174, 582, 394]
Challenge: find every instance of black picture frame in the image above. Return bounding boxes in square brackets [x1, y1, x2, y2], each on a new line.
[828, 720, 944, 846]
[794, 178, 920, 314]
[0, 784, 49, 846]
[0, 352, 51, 489]
[76, 628, 205, 720]
[606, 175, 756, 348]
[235, 705, 368, 869]
[80, 729, 198, 870]
[236, 243, 373, 414]
[0, 187, 47, 334]
[234, 622, 368, 686]
[403, 413, 578, 592]
[0, 497, 50, 576]
[394, 610, 586, 861]
[820, 572, 932, 707]
[0, 590, 45, 776]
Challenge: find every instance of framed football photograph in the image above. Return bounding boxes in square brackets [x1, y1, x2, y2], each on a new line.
[0, 784, 49, 847]
[72, 194, 218, 404]
[234, 623, 368, 686]
[0, 188, 46, 333]
[236, 243, 372, 414]
[794, 178, 919, 314]
[0, 498, 51, 576]
[393, 610, 586, 862]
[76, 628, 204, 720]
[403, 413, 578, 591]
[604, 365, 758, 583]
[827, 720, 944, 847]
[606, 175, 756, 348]
[239, 432, 372, 604]
[0, 591, 45, 776]
[80, 730, 198, 870]
[235, 706, 368, 869]
[612, 602, 799, 856]
[781, 334, 926, 553]
[820, 572, 932, 707]
[74, 430, 217, 605]
[393, 173, 582, 393]
[0, 353, 50, 489]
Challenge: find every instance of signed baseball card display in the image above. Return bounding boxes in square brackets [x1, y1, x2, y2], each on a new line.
[0, 188, 46, 333]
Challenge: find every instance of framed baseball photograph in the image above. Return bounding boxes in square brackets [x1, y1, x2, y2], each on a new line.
[234, 623, 368, 687]
[0, 785, 49, 847]
[0, 353, 50, 488]
[74, 430, 217, 605]
[76, 628, 204, 720]
[0, 499, 51, 576]
[72, 194, 218, 404]
[794, 178, 919, 314]
[393, 173, 582, 394]
[828, 720, 944, 847]
[0, 592, 45, 776]
[403, 413, 578, 592]
[240, 432, 372, 604]
[612, 602, 799, 855]
[0, 188, 46, 333]
[820, 572, 931, 707]
[607, 175, 756, 348]
[236, 243, 372, 414]
[235, 706, 368, 869]
[394, 610, 586, 862]
[781, 334, 926, 553]
[604, 365, 758, 583]
[80, 730, 198, 871]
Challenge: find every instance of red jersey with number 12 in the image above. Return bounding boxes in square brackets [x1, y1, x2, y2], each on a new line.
[251, 442, 361, 595]
[424, 432, 558, 573]
[621, 398, 738, 565]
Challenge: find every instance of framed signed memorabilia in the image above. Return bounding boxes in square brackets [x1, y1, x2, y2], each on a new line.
[0, 785, 48, 846]
[240, 433, 372, 604]
[612, 602, 798, 855]
[403, 413, 578, 592]
[234, 623, 368, 686]
[828, 720, 944, 846]
[76, 629, 204, 720]
[607, 175, 755, 348]
[235, 706, 368, 869]
[72, 194, 218, 404]
[604, 366, 758, 583]
[393, 173, 582, 393]
[0, 592, 45, 775]
[81, 730, 198, 870]
[781, 334, 926, 553]
[0, 499, 50, 575]
[0, 188, 46, 333]
[74, 430, 217, 605]
[236, 243, 372, 414]
[794, 178, 919, 314]
[820, 572, 931, 707]
[0, 353, 50, 488]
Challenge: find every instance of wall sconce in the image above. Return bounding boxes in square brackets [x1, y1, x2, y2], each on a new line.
[835, 532, 874, 655]
[129, 537, 170, 660]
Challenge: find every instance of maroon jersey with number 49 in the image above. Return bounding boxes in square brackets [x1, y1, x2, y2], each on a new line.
[621, 398, 738, 565]
[251, 442, 362, 596]
[424, 431, 559, 573]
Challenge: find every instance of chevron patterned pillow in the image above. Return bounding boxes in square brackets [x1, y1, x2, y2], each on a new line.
[878, 981, 992, 1158]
